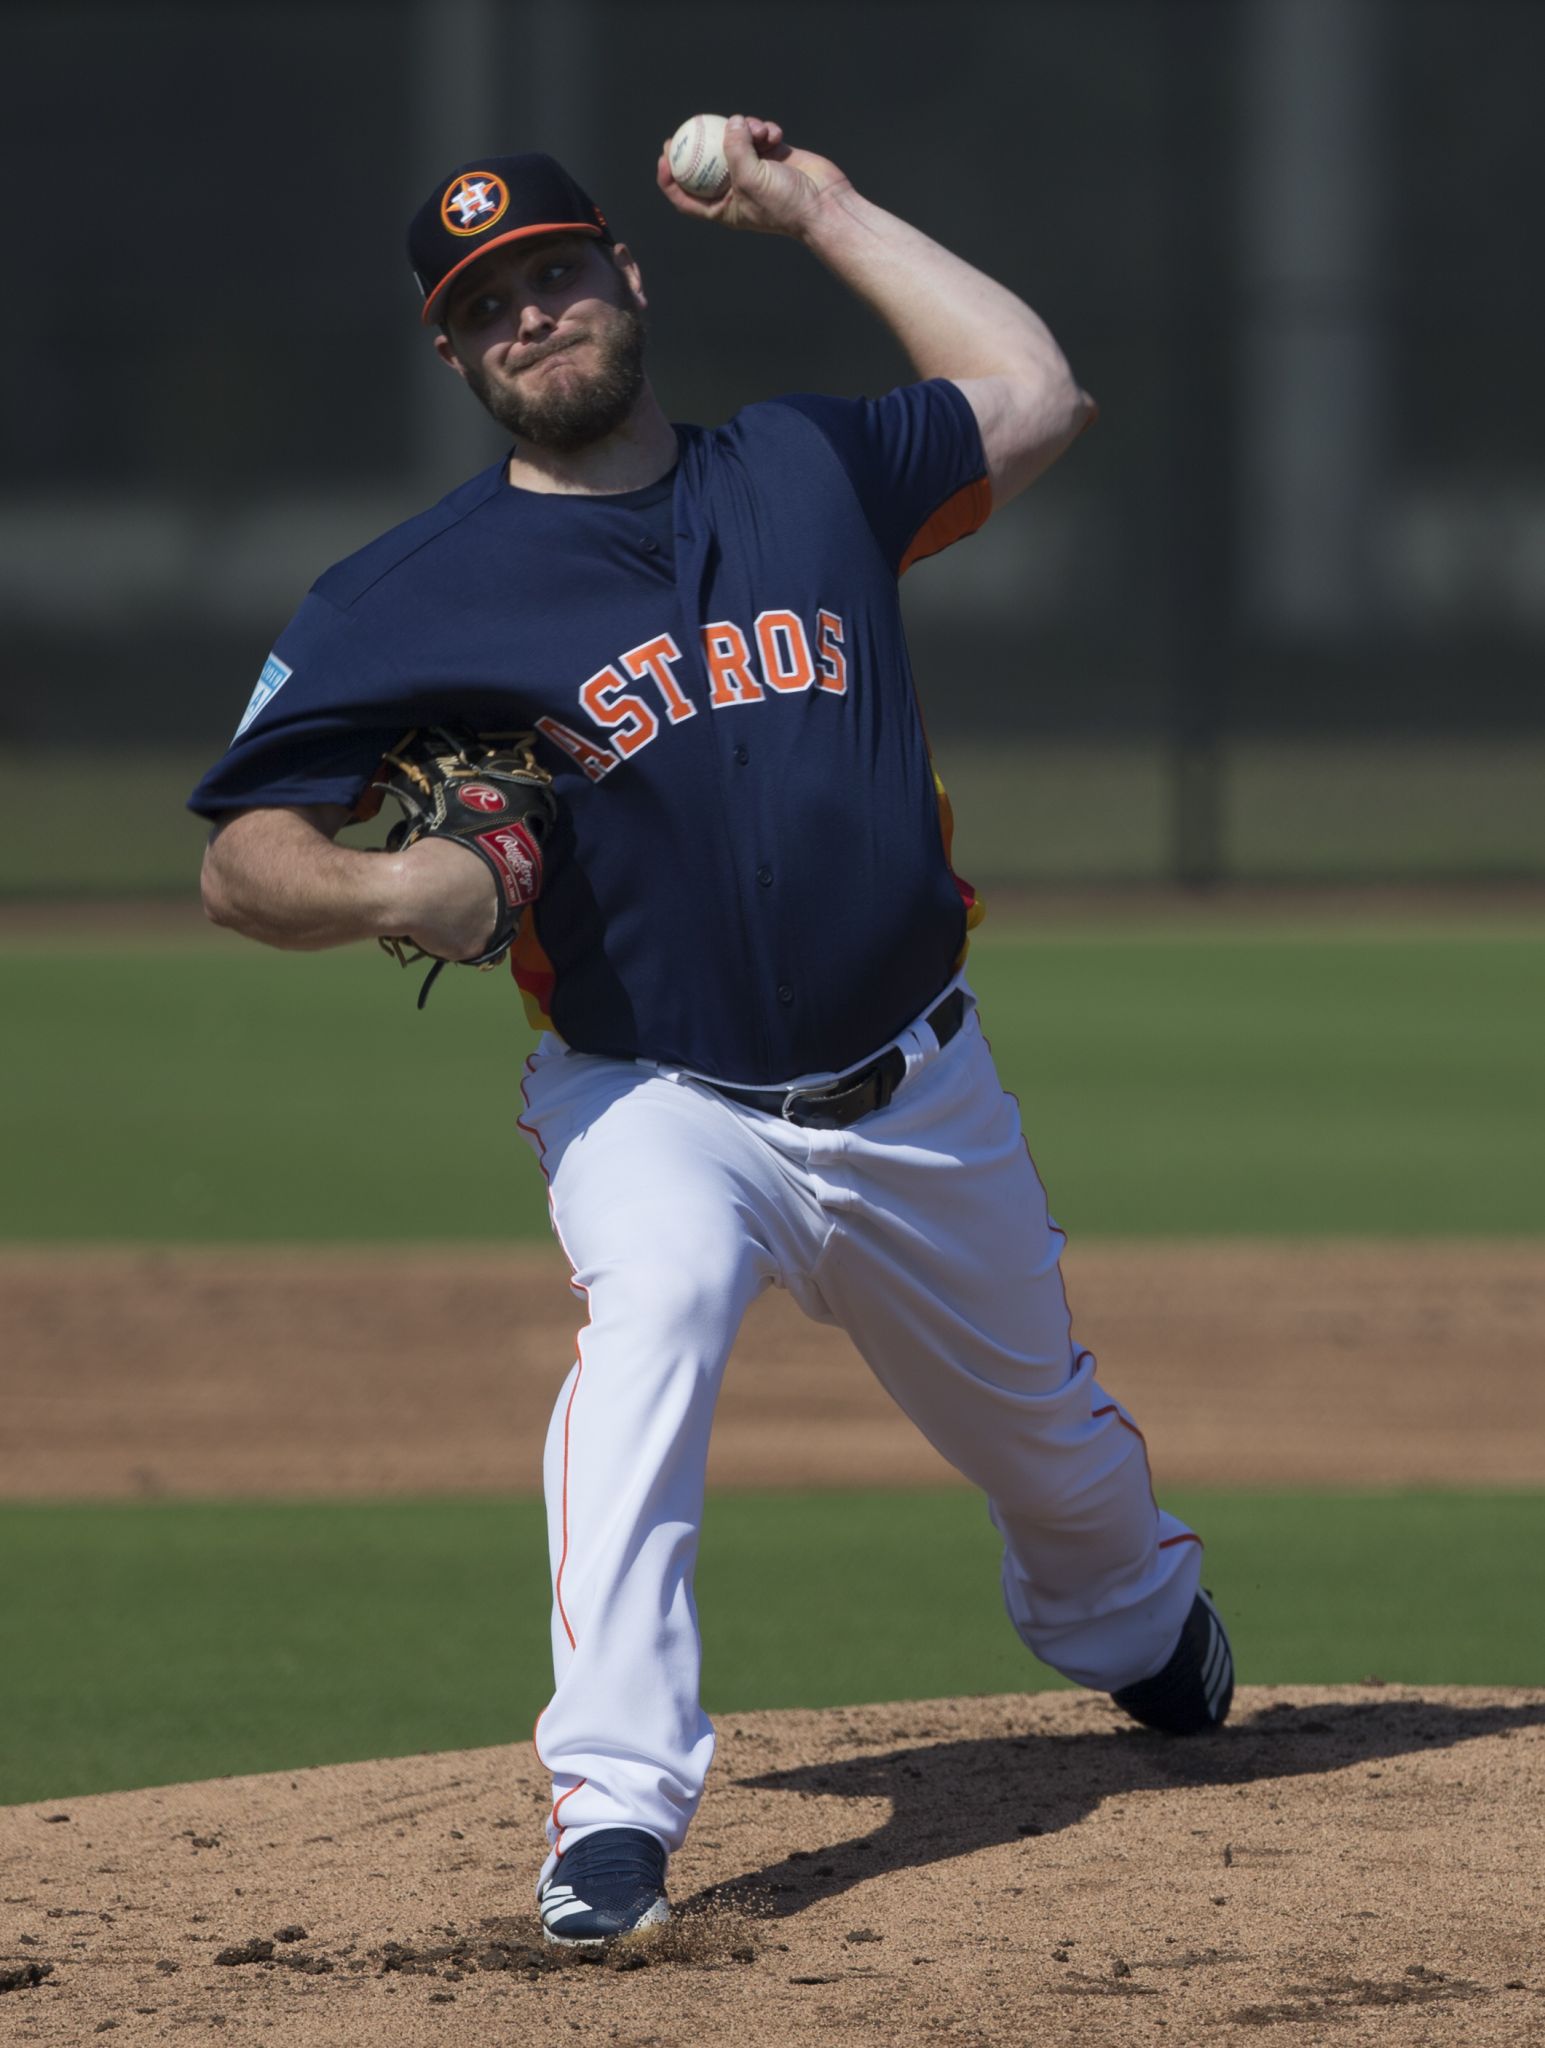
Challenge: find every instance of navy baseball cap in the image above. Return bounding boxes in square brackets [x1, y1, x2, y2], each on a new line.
[407, 152, 613, 326]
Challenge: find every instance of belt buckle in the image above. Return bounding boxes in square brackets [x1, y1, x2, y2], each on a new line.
[780, 1061, 886, 1129]
[779, 1081, 825, 1123]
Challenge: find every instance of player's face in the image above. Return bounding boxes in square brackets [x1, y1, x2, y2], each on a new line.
[435, 236, 648, 453]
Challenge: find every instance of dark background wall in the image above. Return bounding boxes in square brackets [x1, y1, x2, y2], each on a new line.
[3, 0, 1541, 881]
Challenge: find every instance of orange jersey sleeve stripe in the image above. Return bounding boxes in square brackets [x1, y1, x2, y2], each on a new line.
[932, 766, 987, 951]
[510, 906, 558, 1030]
[934, 769, 960, 866]
[898, 475, 993, 576]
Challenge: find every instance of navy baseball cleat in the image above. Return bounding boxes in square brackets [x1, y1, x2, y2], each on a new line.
[537, 1827, 670, 1947]
[1112, 1589, 1234, 1734]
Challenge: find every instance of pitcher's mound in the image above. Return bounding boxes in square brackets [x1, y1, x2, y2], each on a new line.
[4, 1687, 1542, 2045]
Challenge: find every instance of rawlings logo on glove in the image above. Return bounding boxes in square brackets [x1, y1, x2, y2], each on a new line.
[473, 821, 545, 905]
[356, 725, 559, 1008]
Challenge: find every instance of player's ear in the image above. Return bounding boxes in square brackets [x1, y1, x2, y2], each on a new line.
[433, 330, 470, 382]
[610, 241, 648, 311]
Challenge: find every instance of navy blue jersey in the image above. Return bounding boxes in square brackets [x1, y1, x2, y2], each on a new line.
[189, 379, 990, 1085]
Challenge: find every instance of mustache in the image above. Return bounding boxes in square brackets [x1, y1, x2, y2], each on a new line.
[507, 332, 585, 374]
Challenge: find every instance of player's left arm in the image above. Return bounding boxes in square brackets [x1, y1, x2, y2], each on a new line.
[658, 115, 1095, 507]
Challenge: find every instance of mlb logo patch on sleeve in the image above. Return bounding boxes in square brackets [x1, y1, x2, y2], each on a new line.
[235, 653, 293, 739]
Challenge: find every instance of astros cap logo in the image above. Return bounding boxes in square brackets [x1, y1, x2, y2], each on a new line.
[441, 172, 510, 237]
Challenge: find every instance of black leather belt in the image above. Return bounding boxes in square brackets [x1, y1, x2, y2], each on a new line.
[703, 989, 966, 1130]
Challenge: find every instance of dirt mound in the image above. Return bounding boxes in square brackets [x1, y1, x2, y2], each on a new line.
[5, 1240, 1544, 1500]
[3, 1687, 1542, 2045]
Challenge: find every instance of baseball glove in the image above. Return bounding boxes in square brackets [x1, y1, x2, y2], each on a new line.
[361, 725, 558, 1008]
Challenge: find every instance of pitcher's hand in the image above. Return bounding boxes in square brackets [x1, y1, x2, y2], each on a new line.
[657, 115, 851, 239]
[387, 836, 501, 962]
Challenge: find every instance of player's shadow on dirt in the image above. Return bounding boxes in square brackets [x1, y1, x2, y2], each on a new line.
[690, 1696, 1545, 1922]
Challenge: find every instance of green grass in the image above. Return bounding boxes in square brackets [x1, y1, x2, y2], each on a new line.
[2, 1489, 1542, 1805]
[971, 926, 1545, 1235]
[1, 923, 1540, 1239]
[0, 943, 556, 1243]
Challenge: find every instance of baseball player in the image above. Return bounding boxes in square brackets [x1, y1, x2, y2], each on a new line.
[192, 119, 1232, 1949]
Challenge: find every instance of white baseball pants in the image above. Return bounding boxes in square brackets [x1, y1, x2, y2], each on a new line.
[516, 989, 1202, 1876]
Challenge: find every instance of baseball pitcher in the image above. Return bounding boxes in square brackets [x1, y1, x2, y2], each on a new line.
[191, 118, 1233, 1949]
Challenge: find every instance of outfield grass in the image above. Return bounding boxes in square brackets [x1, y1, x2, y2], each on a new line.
[2, 1488, 1542, 1805]
[1, 925, 1540, 1239]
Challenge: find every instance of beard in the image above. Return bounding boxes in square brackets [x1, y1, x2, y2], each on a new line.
[463, 301, 648, 453]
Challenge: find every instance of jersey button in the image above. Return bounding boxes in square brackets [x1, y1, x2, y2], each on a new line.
[640, 537, 660, 554]
[733, 744, 749, 765]
[777, 983, 794, 1005]
[756, 865, 773, 887]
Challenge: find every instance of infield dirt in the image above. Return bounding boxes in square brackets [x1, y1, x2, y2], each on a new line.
[4, 1240, 1544, 1499]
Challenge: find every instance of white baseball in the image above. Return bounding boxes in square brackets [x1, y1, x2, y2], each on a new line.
[668, 113, 731, 201]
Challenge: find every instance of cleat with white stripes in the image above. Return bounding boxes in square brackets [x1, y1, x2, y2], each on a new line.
[1111, 1589, 1234, 1735]
[537, 1827, 670, 1948]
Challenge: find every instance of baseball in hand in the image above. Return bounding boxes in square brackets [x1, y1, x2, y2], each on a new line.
[668, 113, 731, 200]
